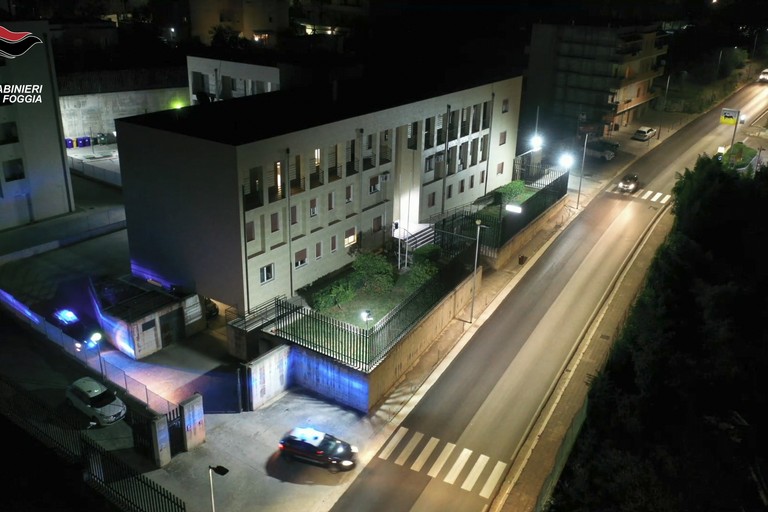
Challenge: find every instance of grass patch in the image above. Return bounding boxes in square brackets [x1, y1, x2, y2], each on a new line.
[723, 142, 757, 168]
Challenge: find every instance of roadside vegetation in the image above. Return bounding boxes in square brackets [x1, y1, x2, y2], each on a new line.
[546, 155, 768, 511]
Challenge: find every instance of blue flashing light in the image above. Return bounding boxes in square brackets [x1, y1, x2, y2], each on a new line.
[54, 308, 79, 325]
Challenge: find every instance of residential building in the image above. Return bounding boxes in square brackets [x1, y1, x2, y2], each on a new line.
[116, 74, 522, 315]
[187, 54, 280, 104]
[0, 20, 72, 231]
[525, 22, 668, 140]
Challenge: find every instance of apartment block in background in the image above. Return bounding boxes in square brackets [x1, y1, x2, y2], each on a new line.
[525, 22, 668, 140]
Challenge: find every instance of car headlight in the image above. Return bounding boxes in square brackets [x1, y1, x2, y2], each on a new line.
[340, 459, 355, 467]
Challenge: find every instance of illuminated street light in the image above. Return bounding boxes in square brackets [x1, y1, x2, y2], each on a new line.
[361, 310, 373, 330]
[208, 465, 229, 512]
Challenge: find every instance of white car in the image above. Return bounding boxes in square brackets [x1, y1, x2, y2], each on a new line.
[65, 376, 126, 427]
[759, 69, 768, 82]
[631, 126, 657, 141]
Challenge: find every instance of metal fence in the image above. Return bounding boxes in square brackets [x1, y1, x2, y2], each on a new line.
[272, 265, 468, 373]
[0, 375, 186, 512]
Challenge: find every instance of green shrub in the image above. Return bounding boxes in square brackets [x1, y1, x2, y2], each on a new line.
[402, 260, 439, 293]
[313, 279, 355, 310]
[412, 244, 441, 264]
[497, 180, 527, 205]
[352, 252, 395, 293]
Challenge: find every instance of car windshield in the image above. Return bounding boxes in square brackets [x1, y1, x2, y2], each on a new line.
[89, 388, 117, 408]
[318, 436, 347, 455]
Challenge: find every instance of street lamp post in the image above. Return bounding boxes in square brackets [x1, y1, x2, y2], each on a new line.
[208, 465, 229, 512]
[578, 134, 588, 209]
[469, 219, 487, 323]
[515, 134, 543, 181]
[558, 152, 575, 206]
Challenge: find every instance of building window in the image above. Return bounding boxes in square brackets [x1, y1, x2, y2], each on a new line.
[425, 155, 435, 172]
[459, 179, 465, 193]
[369, 176, 380, 194]
[260, 263, 274, 283]
[2, 158, 24, 182]
[245, 221, 255, 242]
[331, 235, 337, 252]
[345, 185, 353, 203]
[344, 227, 356, 247]
[373, 216, 382, 233]
[480, 171, 485, 184]
[0, 122, 18, 145]
[290, 205, 298, 225]
[328, 192, 335, 211]
[270, 212, 279, 232]
[316, 241, 322, 259]
[427, 191, 436, 208]
[470, 175, 475, 189]
[497, 162, 504, 175]
[294, 248, 307, 268]
[309, 198, 318, 217]
[499, 131, 507, 145]
[501, 99, 509, 113]
[447, 184, 453, 199]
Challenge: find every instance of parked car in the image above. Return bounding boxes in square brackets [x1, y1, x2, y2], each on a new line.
[279, 426, 358, 471]
[585, 140, 616, 161]
[592, 137, 620, 152]
[618, 173, 639, 192]
[759, 68, 768, 82]
[631, 126, 657, 141]
[65, 376, 127, 427]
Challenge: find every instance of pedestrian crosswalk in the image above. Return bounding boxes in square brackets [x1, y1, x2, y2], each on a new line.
[607, 185, 672, 204]
[377, 426, 508, 499]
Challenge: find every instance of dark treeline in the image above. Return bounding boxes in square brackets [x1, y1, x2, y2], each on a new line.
[548, 157, 768, 511]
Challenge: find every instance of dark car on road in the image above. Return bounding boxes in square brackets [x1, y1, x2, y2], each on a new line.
[279, 426, 358, 471]
[618, 173, 639, 192]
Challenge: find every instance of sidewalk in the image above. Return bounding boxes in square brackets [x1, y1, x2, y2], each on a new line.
[0, 108, 707, 512]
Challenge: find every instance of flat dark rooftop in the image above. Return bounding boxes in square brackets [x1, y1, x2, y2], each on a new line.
[116, 71, 520, 146]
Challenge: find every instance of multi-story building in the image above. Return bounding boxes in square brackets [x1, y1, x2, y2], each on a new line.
[525, 22, 668, 140]
[0, 20, 72, 231]
[116, 74, 522, 315]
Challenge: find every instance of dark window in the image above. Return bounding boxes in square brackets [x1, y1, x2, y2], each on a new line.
[246, 221, 255, 242]
[2, 158, 24, 181]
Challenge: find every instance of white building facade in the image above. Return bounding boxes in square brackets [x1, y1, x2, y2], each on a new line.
[116, 75, 522, 315]
[0, 20, 72, 231]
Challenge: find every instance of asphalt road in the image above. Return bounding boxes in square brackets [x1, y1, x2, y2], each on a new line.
[328, 84, 768, 511]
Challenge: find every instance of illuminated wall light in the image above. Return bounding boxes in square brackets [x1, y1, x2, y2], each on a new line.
[505, 204, 523, 214]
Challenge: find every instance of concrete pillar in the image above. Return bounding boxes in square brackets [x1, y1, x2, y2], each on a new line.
[151, 414, 172, 468]
[181, 393, 206, 451]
